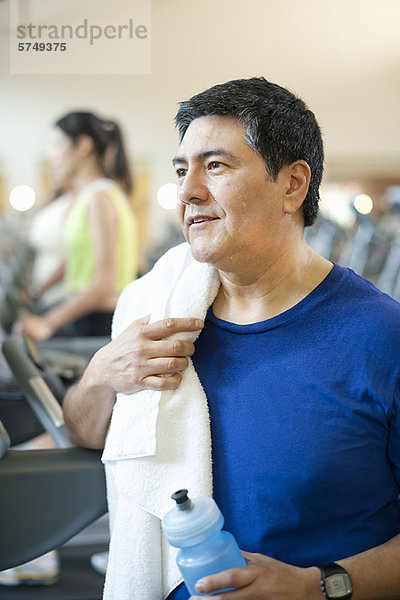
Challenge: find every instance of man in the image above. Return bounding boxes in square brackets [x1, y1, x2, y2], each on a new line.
[63, 78, 400, 600]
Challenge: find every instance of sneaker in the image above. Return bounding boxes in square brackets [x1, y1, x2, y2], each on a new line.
[0, 567, 20, 586]
[0, 550, 59, 586]
[90, 550, 108, 575]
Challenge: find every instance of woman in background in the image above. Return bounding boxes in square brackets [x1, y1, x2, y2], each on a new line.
[14, 111, 138, 340]
[25, 190, 72, 311]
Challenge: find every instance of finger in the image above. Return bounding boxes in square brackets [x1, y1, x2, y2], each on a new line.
[145, 318, 204, 340]
[191, 586, 251, 600]
[145, 356, 189, 376]
[142, 373, 183, 391]
[146, 339, 196, 359]
[241, 551, 276, 566]
[195, 566, 257, 595]
[241, 550, 262, 564]
[123, 313, 150, 334]
[133, 314, 151, 326]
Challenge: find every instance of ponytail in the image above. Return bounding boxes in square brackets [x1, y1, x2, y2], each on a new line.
[101, 121, 133, 196]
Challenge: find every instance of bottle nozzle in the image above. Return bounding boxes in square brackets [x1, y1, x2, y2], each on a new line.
[171, 489, 194, 511]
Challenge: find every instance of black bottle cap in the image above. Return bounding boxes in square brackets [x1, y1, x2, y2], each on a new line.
[171, 489, 193, 511]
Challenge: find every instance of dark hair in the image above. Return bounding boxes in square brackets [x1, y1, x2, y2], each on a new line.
[55, 111, 132, 195]
[175, 77, 324, 227]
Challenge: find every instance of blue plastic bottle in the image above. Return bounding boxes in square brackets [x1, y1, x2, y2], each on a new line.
[162, 489, 246, 596]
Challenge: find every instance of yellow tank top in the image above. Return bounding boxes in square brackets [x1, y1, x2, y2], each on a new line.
[64, 178, 138, 294]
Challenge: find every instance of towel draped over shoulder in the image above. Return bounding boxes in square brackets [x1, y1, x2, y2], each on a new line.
[102, 243, 220, 599]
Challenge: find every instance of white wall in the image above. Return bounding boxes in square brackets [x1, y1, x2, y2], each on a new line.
[1, 0, 399, 242]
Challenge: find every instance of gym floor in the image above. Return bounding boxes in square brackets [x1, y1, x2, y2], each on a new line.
[0, 543, 107, 600]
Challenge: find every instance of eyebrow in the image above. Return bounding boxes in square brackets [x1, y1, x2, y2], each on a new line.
[172, 148, 238, 167]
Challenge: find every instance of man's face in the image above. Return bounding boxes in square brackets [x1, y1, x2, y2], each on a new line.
[173, 115, 287, 273]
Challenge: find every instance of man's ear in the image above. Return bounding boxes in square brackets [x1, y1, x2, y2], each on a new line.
[282, 160, 311, 215]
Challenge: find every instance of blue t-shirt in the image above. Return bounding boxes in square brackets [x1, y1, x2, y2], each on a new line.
[167, 264, 400, 600]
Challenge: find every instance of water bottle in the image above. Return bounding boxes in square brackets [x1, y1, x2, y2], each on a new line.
[162, 489, 246, 596]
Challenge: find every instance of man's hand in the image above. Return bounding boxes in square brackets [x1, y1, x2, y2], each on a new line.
[63, 315, 204, 448]
[190, 551, 322, 600]
[92, 315, 204, 395]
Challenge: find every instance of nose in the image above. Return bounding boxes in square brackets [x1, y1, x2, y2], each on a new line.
[178, 168, 209, 206]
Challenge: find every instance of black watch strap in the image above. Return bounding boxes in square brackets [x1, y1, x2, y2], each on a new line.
[318, 562, 353, 599]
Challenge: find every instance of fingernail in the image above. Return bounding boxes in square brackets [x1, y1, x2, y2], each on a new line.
[195, 319, 204, 328]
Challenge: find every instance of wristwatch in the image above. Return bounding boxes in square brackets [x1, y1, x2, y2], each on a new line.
[317, 563, 353, 599]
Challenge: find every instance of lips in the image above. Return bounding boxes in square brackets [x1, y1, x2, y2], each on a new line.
[187, 215, 218, 226]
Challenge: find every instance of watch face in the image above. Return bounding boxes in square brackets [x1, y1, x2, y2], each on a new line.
[325, 573, 352, 598]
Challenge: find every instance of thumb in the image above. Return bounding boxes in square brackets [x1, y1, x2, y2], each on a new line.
[133, 314, 151, 326]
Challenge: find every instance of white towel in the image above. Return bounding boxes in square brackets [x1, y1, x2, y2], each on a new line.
[102, 242, 220, 600]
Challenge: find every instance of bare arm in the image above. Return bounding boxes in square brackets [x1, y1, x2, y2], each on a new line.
[63, 315, 204, 449]
[191, 535, 400, 600]
[39, 262, 66, 295]
[63, 356, 116, 449]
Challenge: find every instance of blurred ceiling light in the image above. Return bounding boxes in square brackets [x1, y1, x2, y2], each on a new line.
[319, 183, 356, 228]
[9, 185, 36, 212]
[354, 193, 373, 215]
[157, 183, 178, 210]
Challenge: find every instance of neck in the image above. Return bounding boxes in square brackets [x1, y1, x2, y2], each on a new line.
[71, 160, 105, 193]
[213, 237, 333, 324]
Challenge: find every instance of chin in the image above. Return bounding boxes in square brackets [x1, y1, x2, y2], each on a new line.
[189, 248, 210, 264]
[189, 242, 215, 264]
[189, 241, 225, 268]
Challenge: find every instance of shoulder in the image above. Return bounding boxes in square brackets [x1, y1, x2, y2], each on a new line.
[337, 265, 400, 317]
[80, 178, 117, 206]
[333, 265, 400, 353]
[87, 179, 132, 214]
[86, 189, 120, 225]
